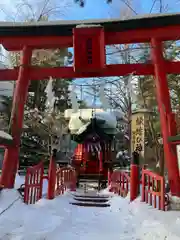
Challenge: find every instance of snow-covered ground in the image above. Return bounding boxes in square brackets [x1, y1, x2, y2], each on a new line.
[0, 175, 180, 239]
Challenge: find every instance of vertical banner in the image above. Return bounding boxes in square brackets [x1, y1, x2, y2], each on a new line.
[131, 112, 145, 158]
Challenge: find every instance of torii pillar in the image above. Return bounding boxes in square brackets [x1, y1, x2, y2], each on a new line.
[151, 39, 180, 196]
[0, 46, 32, 188]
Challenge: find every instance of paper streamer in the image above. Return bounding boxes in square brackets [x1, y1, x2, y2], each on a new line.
[99, 83, 111, 110]
[69, 85, 79, 113]
[45, 76, 55, 110]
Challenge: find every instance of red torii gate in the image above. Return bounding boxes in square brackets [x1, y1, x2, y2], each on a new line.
[0, 13, 180, 196]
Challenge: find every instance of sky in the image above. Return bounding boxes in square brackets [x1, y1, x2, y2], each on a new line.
[0, 0, 179, 21]
[63, 0, 179, 20]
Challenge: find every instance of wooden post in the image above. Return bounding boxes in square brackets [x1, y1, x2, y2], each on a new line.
[0, 46, 32, 188]
[47, 155, 56, 199]
[151, 38, 180, 197]
[130, 151, 140, 201]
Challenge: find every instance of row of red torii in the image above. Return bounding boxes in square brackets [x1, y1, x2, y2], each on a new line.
[0, 14, 180, 196]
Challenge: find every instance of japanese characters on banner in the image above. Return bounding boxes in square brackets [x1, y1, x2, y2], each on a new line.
[131, 113, 145, 157]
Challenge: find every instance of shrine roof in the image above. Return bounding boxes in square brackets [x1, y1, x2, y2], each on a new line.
[0, 13, 179, 37]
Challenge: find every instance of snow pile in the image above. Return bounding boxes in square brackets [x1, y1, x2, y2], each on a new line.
[76, 24, 102, 28]
[0, 188, 180, 239]
[169, 195, 180, 210]
[14, 174, 25, 189]
[68, 108, 117, 136]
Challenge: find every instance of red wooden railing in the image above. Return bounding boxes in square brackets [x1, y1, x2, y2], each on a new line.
[109, 170, 130, 197]
[24, 162, 44, 204]
[141, 168, 166, 211]
[109, 167, 169, 210]
[55, 167, 76, 196]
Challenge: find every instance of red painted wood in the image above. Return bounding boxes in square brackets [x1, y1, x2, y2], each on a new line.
[109, 170, 130, 197]
[0, 61, 180, 81]
[19, 61, 180, 78]
[130, 164, 139, 201]
[47, 156, 56, 200]
[2, 25, 180, 50]
[0, 46, 32, 188]
[72, 144, 108, 179]
[141, 168, 165, 211]
[55, 167, 76, 196]
[151, 38, 180, 197]
[24, 162, 44, 204]
[105, 25, 180, 45]
[2, 36, 72, 50]
[73, 27, 105, 72]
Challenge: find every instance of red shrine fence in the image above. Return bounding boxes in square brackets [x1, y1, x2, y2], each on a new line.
[22, 161, 170, 210]
[109, 167, 170, 211]
[141, 168, 169, 211]
[55, 167, 76, 196]
[23, 162, 44, 204]
[22, 163, 76, 204]
[109, 170, 130, 198]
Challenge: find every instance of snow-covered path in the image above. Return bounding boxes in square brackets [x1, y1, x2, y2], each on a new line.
[0, 188, 180, 240]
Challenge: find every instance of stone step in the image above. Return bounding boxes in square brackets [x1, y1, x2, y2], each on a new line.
[79, 179, 99, 183]
[73, 194, 109, 199]
[70, 192, 111, 207]
[70, 202, 110, 207]
[73, 197, 109, 203]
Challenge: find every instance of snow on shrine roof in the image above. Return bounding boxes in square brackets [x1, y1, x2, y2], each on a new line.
[0, 13, 179, 37]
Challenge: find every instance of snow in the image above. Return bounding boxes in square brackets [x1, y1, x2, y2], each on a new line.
[1, 177, 180, 239]
[68, 109, 117, 136]
[76, 24, 102, 28]
[0, 130, 12, 140]
[14, 174, 25, 189]
[0, 194, 178, 239]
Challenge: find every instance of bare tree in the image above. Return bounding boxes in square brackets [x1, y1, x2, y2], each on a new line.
[0, 0, 72, 21]
[76, 0, 180, 170]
